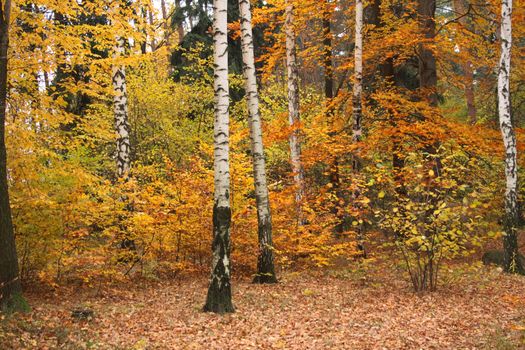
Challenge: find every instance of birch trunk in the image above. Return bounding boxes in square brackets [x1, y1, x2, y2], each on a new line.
[352, 0, 363, 151]
[112, 34, 135, 252]
[0, 0, 23, 310]
[238, 0, 277, 284]
[203, 0, 235, 313]
[352, 0, 365, 255]
[285, 1, 306, 226]
[113, 37, 131, 180]
[497, 0, 524, 274]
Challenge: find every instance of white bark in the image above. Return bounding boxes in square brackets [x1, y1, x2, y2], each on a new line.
[204, 0, 235, 313]
[497, 0, 523, 274]
[352, 0, 363, 144]
[352, 0, 365, 255]
[498, 0, 516, 220]
[239, 0, 276, 283]
[213, 0, 230, 217]
[498, 0, 525, 275]
[112, 37, 131, 179]
[285, 1, 306, 225]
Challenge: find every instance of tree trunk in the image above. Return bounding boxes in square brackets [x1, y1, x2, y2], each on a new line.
[148, 9, 157, 51]
[113, 30, 135, 253]
[352, 0, 363, 148]
[452, 0, 477, 124]
[352, 0, 365, 255]
[285, 1, 306, 226]
[0, 0, 23, 310]
[497, 0, 524, 275]
[175, 0, 185, 44]
[238, 0, 277, 284]
[417, 0, 442, 178]
[323, 0, 333, 108]
[113, 37, 131, 180]
[323, 0, 343, 233]
[203, 0, 235, 313]
[417, 0, 438, 107]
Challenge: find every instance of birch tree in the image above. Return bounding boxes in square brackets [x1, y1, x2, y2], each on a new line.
[113, 37, 131, 181]
[352, 0, 362, 147]
[238, 0, 277, 284]
[352, 0, 365, 254]
[0, 0, 23, 310]
[112, 1, 135, 253]
[497, 0, 524, 274]
[285, 0, 306, 226]
[203, 0, 235, 313]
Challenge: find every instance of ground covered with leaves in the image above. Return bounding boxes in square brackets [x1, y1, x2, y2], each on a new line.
[1, 264, 525, 350]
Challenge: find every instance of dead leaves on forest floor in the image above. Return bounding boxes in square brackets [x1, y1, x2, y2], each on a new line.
[1, 264, 525, 349]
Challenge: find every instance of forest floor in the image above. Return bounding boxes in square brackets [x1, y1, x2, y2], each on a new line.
[1, 262, 525, 350]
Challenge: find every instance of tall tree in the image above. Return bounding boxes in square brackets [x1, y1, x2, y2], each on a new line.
[417, 0, 438, 107]
[203, 0, 235, 313]
[113, 36, 131, 180]
[322, 0, 333, 108]
[285, 0, 305, 226]
[497, 0, 524, 274]
[352, 0, 364, 254]
[323, 0, 343, 233]
[174, 0, 185, 44]
[0, 0, 23, 310]
[238, 0, 277, 284]
[417, 0, 442, 180]
[112, 3, 135, 253]
[451, 0, 477, 124]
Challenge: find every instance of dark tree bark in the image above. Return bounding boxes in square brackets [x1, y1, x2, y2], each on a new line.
[0, 0, 23, 310]
[323, 0, 333, 107]
[203, 205, 235, 313]
[175, 0, 185, 44]
[417, 0, 438, 107]
[323, 0, 344, 234]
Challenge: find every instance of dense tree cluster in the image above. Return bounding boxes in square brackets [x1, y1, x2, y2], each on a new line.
[0, 0, 524, 314]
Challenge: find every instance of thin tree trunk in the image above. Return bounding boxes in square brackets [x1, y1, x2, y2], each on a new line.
[140, 8, 148, 55]
[417, 0, 438, 107]
[113, 32, 135, 252]
[417, 0, 442, 177]
[464, 60, 476, 123]
[203, 0, 235, 313]
[323, 0, 342, 233]
[352, 0, 365, 255]
[148, 9, 157, 51]
[113, 38, 131, 180]
[238, 0, 277, 284]
[285, 1, 306, 226]
[497, 0, 524, 274]
[323, 0, 334, 110]
[0, 0, 23, 310]
[175, 0, 185, 44]
[452, 0, 477, 124]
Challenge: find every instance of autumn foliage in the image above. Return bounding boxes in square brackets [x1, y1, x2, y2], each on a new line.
[1, 0, 525, 296]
